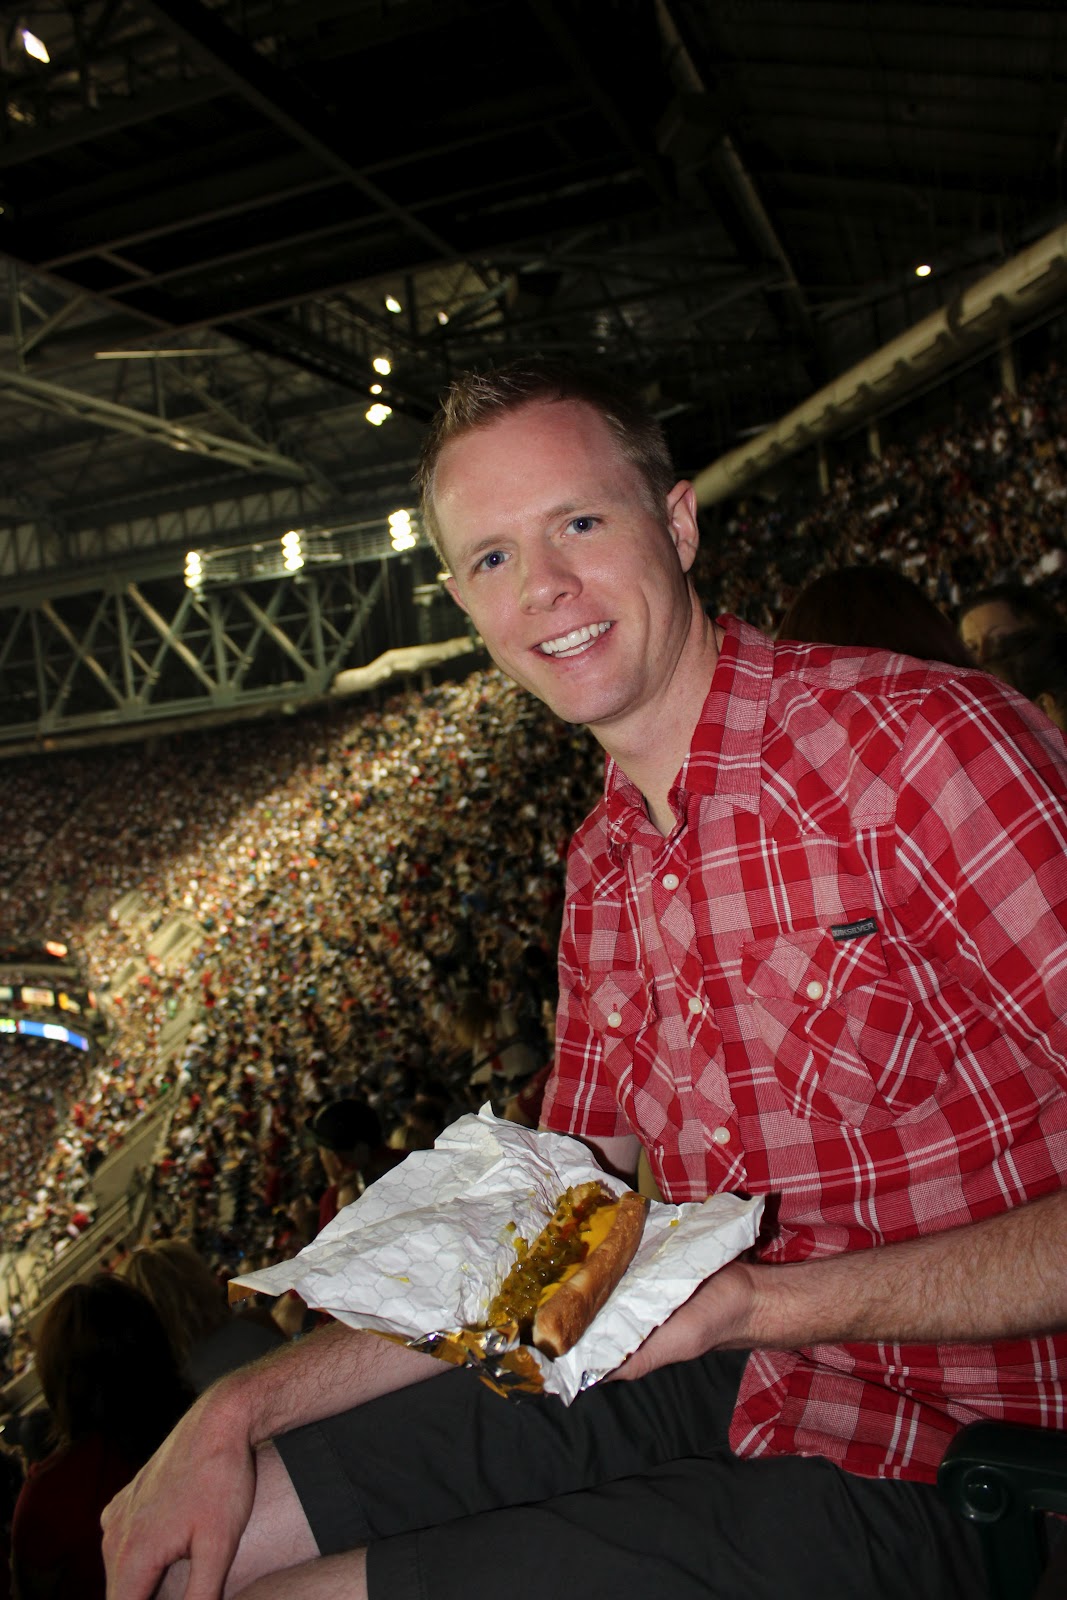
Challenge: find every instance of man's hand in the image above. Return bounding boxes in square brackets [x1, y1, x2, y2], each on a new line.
[609, 1259, 756, 1381]
[103, 1387, 254, 1600]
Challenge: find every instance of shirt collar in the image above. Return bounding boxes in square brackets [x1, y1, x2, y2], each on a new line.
[603, 614, 770, 847]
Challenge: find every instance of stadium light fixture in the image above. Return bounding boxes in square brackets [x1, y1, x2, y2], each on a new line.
[389, 509, 417, 551]
[20, 27, 49, 62]
[366, 403, 392, 426]
[184, 550, 203, 589]
[384, 295, 403, 314]
[281, 529, 304, 571]
[372, 356, 392, 375]
[915, 263, 933, 278]
[437, 310, 450, 326]
[369, 383, 383, 395]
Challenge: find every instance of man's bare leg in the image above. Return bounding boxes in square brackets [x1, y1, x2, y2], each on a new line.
[229, 1550, 369, 1600]
[157, 1441, 320, 1599]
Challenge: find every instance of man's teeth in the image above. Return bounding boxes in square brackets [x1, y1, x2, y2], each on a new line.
[538, 622, 612, 657]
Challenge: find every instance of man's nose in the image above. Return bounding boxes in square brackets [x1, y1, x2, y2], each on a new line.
[519, 544, 580, 611]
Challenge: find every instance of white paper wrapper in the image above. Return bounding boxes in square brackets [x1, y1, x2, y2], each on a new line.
[231, 1106, 764, 1403]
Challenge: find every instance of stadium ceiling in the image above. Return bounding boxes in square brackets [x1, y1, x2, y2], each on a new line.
[0, 0, 1066, 745]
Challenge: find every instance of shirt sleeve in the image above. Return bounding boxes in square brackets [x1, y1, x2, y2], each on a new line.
[539, 838, 633, 1141]
[894, 673, 1067, 1080]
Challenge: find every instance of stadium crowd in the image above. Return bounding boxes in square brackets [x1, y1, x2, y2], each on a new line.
[0, 670, 600, 1284]
[701, 360, 1067, 628]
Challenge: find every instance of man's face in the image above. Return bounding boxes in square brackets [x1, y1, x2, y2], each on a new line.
[434, 400, 699, 737]
[959, 600, 1023, 663]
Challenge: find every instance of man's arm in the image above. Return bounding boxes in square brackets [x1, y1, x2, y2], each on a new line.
[102, 1321, 442, 1600]
[615, 1185, 1067, 1379]
[556, 1130, 641, 1185]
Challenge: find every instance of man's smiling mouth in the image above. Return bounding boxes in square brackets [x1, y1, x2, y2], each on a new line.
[537, 621, 613, 658]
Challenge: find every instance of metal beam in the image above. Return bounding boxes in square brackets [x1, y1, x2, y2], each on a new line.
[16, 293, 90, 360]
[40, 594, 125, 717]
[0, 563, 418, 751]
[0, 367, 310, 480]
[138, 0, 457, 261]
[126, 584, 217, 695]
[0, 78, 224, 169]
[654, 0, 820, 356]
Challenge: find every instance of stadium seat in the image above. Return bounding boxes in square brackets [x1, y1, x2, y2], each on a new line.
[938, 1420, 1067, 1599]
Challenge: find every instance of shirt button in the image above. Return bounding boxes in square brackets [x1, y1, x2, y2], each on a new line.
[606, 1010, 623, 1028]
[711, 1126, 731, 1146]
[662, 872, 680, 890]
[687, 996, 702, 1015]
[805, 980, 825, 1001]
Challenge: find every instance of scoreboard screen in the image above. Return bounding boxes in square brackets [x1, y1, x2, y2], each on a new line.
[0, 1017, 89, 1051]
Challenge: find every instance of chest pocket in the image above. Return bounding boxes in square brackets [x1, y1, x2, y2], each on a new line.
[741, 924, 950, 1128]
[583, 966, 657, 1040]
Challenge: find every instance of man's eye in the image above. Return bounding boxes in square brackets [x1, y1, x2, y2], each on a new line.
[477, 549, 507, 571]
[568, 516, 598, 533]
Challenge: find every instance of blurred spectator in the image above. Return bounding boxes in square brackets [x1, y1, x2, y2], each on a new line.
[777, 565, 973, 666]
[306, 1097, 404, 1230]
[504, 993, 559, 1129]
[987, 627, 1067, 734]
[9, 1275, 189, 1600]
[0, 1434, 24, 1600]
[454, 991, 541, 1110]
[122, 1238, 284, 1392]
[389, 1091, 451, 1152]
[957, 580, 1064, 665]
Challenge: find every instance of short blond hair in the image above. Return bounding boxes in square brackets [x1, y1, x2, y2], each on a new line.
[417, 360, 676, 564]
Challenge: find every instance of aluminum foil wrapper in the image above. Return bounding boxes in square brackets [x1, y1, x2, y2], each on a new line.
[230, 1107, 764, 1403]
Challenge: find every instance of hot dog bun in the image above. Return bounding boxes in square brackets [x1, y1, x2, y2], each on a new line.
[484, 1181, 649, 1358]
[531, 1189, 649, 1357]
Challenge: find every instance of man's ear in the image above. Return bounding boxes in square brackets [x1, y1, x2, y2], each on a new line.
[444, 575, 470, 615]
[665, 480, 700, 574]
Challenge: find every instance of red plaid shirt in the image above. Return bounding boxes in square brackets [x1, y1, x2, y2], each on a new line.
[542, 615, 1067, 1482]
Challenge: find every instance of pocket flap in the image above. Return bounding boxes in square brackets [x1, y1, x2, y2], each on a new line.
[584, 967, 655, 1036]
[742, 922, 887, 1005]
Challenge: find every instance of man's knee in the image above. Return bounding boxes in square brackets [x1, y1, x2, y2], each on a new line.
[222, 1441, 320, 1595]
[156, 1559, 190, 1600]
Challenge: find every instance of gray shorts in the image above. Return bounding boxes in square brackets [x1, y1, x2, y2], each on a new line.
[274, 1351, 989, 1600]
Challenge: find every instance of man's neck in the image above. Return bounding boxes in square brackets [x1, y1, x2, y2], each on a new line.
[598, 611, 722, 837]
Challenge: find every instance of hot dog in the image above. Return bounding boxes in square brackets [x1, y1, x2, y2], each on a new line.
[485, 1180, 649, 1358]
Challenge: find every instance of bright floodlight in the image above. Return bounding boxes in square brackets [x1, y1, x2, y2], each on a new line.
[369, 383, 383, 395]
[372, 356, 392, 375]
[366, 403, 393, 426]
[436, 310, 450, 325]
[388, 509, 412, 527]
[915, 263, 932, 278]
[21, 28, 49, 62]
[184, 551, 203, 588]
[384, 295, 402, 314]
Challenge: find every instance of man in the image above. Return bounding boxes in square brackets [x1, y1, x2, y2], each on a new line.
[957, 579, 1063, 665]
[103, 364, 1067, 1600]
